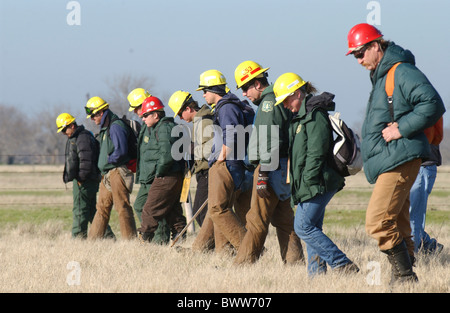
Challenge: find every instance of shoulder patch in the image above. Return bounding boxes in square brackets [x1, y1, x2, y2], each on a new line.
[261, 100, 274, 112]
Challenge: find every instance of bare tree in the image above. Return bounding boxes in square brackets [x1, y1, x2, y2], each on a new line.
[102, 73, 155, 118]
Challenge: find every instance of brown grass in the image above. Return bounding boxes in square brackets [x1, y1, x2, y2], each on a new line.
[0, 165, 448, 293]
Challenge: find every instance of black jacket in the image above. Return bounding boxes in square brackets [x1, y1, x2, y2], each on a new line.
[63, 125, 101, 183]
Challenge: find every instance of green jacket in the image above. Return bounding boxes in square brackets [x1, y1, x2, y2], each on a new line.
[361, 42, 445, 184]
[97, 110, 131, 174]
[288, 92, 344, 204]
[248, 85, 292, 171]
[135, 116, 184, 184]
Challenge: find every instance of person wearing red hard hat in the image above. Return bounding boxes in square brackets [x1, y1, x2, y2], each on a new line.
[346, 23, 445, 284]
[127, 88, 171, 245]
[345, 23, 383, 56]
[137, 96, 187, 244]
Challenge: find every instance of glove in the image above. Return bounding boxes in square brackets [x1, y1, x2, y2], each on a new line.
[256, 170, 271, 198]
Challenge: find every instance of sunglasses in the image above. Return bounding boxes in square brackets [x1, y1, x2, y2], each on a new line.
[142, 112, 153, 118]
[353, 44, 369, 59]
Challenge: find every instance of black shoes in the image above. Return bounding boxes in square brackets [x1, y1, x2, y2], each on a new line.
[382, 240, 418, 284]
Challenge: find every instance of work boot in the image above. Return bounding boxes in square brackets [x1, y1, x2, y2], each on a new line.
[138, 231, 154, 243]
[382, 240, 418, 284]
[335, 261, 360, 274]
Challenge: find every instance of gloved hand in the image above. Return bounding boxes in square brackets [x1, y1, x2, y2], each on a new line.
[256, 170, 270, 198]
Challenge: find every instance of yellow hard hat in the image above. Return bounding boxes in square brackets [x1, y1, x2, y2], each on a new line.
[273, 73, 306, 106]
[85, 96, 109, 118]
[168, 90, 193, 116]
[196, 69, 230, 93]
[56, 113, 76, 133]
[127, 88, 152, 111]
[234, 60, 269, 89]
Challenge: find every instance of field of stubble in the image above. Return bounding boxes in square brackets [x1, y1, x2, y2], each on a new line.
[0, 165, 448, 293]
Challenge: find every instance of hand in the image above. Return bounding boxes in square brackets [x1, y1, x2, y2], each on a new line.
[382, 122, 402, 143]
[256, 170, 271, 198]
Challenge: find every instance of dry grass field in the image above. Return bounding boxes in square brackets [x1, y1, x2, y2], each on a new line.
[0, 165, 448, 294]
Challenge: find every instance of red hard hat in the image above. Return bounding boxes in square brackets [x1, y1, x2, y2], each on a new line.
[140, 96, 164, 116]
[346, 23, 383, 55]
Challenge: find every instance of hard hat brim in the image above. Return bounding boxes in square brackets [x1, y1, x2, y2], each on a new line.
[236, 67, 270, 89]
[128, 105, 140, 112]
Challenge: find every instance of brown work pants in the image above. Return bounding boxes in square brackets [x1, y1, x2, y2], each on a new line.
[194, 162, 249, 252]
[234, 165, 304, 265]
[366, 158, 421, 255]
[192, 187, 251, 253]
[138, 173, 186, 236]
[88, 167, 137, 240]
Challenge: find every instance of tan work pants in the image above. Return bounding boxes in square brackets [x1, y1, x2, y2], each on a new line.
[192, 166, 252, 253]
[365, 158, 421, 254]
[234, 165, 304, 265]
[88, 167, 137, 240]
[200, 162, 248, 251]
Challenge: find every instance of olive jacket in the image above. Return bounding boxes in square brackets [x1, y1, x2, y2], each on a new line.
[288, 92, 345, 205]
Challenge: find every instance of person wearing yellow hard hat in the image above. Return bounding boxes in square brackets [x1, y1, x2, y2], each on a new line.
[127, 88, 151, 115]
[195, 69, 254, 253]
[127, 88, 171, 244]
[86, 96, 137, 240]
[168, 90, 213, 227]
[56, 113, 115, 239]
[232, 61, 304, 265]
[273, 72, 359, 276]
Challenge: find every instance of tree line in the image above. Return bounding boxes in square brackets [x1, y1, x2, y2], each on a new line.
[1, 74, 448, 166]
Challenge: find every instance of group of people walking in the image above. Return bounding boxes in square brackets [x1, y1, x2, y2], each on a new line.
[55, 23, 445, 284]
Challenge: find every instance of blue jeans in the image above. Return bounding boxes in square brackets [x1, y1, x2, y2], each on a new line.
[294, 190, 351, 276]
[268, 158, 291, 202]
[226, 161, 246, 191]
[409, 165, 439, 253]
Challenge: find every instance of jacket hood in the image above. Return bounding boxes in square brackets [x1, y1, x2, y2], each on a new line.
[372, 42, 415, 82]
[305, 92, 336, 114]
[69, 124, 85, 138]
[196, 104, 213, 118]
[216, 92, 249, 111]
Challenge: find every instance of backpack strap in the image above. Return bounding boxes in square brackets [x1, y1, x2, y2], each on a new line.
[385, 62, 402, 122]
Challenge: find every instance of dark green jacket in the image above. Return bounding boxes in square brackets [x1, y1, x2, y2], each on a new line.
[362, 42, 445, 183]
[248, 85, 292, 171]
[288, 92, 344, 204]
[97, 110, 131, 174]
[135, 116, 184, 184]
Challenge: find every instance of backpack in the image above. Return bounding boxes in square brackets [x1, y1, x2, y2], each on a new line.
[108, 115, 140, 171]
[241, 100, 256, 127]
[214, 99, 255, 128]
[328, 112, 363, 177]
[385, 62, 443, 144]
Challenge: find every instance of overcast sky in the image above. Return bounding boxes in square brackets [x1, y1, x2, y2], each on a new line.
[0, 0, 448, 128]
